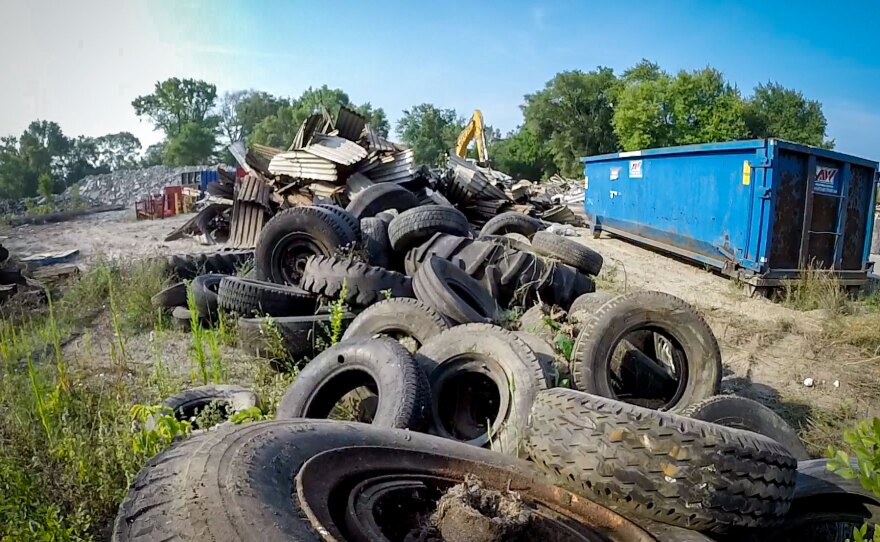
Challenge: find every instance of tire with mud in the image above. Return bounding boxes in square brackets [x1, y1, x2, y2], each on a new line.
[413, 256, 498, 324]
[345, 183, 420, 219]
[255, 207, 357, 285]
[478, 212, 545, 239]
[532, 231, 603, 276]
[681, 395, 810, 460]
[571, 290, 721, 412]
[417, 324, 551, 455]
[388, 205, 471, 253]
[300, 256, 413, 306]
[217, 276, 317, 317]
[568, 291, 617, 325]
[112, 420, 653, 542]
[525, 388, 798, 532]
[341, 298, 449, 351]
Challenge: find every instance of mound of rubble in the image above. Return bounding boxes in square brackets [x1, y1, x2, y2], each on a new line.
[62, 165, 214, 207]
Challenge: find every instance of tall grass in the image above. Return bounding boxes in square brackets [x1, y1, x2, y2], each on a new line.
[781, 267, 849, 314]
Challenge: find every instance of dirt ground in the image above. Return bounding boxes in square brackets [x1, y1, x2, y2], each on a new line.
[5, 209, 877, 454]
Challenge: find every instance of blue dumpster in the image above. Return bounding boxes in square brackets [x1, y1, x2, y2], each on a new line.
[582, 139, 879, 292]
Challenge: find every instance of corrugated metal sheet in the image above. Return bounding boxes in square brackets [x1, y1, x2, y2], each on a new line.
[336, 107, 367, 142]
[237, 174, 271, 208]
[292, 113, 333, 150]
[304, 134, 368, 166]
[269, 151, 338, 182]
[363, 148, 417, 183]
[229, 200, 267, 249]
[362, 124, 396, 152]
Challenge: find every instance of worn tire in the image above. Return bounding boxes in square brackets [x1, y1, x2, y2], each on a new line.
[477, 234, 532, 253]
[300, 256, 413, 306]
[568, 291, 617, 324]
[417, 324, 551, 454]
[255, 207, 356, 285]
[276, 338, 431, 430]
[191, 274, 224, 319]
[217, 276, 317, 317]
[681, 395, 810, 461]
[151, 282, 187, 308]
[166, 250, 253, 280]
[237, 312, 355, 363]
[537, 261, 595, 310]
[388, 205, 470, 253]
[513, 331, 566, 386]
[532, 231, 603, 276]
[155, 385, 259, 428]
[413, 256, 498, 324]
[312, 203, 361, 240]
[526, 388, 797, 532]
[345, 183, 420, 219]
[403, 233, 472, 276]
[359, 217, 391, 269]
[341, 298, 449, 350]
[572, 291, 721, 412]
[479, 211, 545, 239]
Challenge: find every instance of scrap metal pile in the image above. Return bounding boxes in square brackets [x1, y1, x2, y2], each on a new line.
[166, 105, 581, 249]
[121, 164, 875, 540]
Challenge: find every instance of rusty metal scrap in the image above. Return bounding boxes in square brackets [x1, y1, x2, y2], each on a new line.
[236, 174, 272, 209]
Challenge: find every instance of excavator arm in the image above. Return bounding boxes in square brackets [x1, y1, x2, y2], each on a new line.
[454, 110, 489, 164]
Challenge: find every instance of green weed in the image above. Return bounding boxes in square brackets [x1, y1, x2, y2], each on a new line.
[328, 280, 349, 346]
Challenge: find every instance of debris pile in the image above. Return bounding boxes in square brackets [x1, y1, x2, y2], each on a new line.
[62, 165, 215, 207]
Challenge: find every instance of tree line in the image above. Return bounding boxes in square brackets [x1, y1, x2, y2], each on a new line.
[0, 59, 830, 199]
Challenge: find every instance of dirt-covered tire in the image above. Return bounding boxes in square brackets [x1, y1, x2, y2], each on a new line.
[681, 395, 810, 461]
[526, 388, 797, 532]
[341, 298, 449, 350]
[151, 282, 187, 308]
[166, 250, 253, 280]
[345, 183, 420, 219]
[571, 290, 721, 412]
[417, 324, 551, 455]
[479, 212, 545, 239]
[191, 274, 224, 319]
[568, 291, 617, 324]
[413, 256, 498, 324]
[312, 203, 361, 240]
[255, 207, 357, 286]
[276, 338, 431, 430]
[237, 312, 356, 363]
[217, 276, 317, 317]
[532, 231, 603, 276]
[388, 205, 471, 253]
[300, 256, 413, 306]
[359, 217, 391, 269]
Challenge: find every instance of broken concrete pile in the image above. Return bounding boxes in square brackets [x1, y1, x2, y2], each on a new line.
[62, 165, 215, 207]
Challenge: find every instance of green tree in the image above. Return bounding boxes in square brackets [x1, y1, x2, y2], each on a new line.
[523, 68, 620, 176]
[0, 121, 71, 198]
[218, 90, 288, 146]
[0, 136, 30, 198]
[132, 78, 219, 137]
[250, 85, 389, 147]
[396, 104, 462, 166]
[490, 126, 554, 180]
[37, 172, 55, 201]
[745, 82, 832, 148]
[141, 142, 166, 167]
[95, 132, 141, 170]
[163, 123, 216, 166]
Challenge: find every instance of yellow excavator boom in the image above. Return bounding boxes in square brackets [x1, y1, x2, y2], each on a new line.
[454, 110, 489, 164]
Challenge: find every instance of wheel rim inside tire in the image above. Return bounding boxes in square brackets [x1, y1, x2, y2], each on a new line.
[295, 447, 654, 542]
[271, 232, 327, 285]
[430, 356, 508, 447]
[607, 326, 688, 411]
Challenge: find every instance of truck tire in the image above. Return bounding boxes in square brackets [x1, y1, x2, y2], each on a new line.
[413, 256, 498, 324]
[255, 207, 356, 285]
[417, 324, 550, 455]
[341, 298, 448, 351]
[276, 338, 430, 430]
[568, 291, 617, 324]
[191, 274, 225, 319]
[312, 204, 361, 240]
[237, 312, 356, 363]
[359, 217, 391, 269]
[388, 205, 471, 253]
[479, 211, 545, 239]
[681, 395, 810, 461]
[571, 291, 721, 412]
[345, 183, 420, 219]
[217, 276, 317, 317]
[300, 256, 413, 306]
[532, 231, 603, 276]
[151, 282, 188, 308]
[526, 388, 797, 532]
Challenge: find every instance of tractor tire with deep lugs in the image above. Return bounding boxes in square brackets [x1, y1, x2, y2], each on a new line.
[217, 276, 317, 316]
[525, 388, 797, 532]
[300, 256, 413, 306]
[532, 231, 603, 276]
[255, 207, 356, 285]
[388, 205, 471, 253]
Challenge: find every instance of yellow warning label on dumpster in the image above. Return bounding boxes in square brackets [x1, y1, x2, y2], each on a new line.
[742, 161, 751, 186]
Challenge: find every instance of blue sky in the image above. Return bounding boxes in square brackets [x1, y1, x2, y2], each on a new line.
[3, 0, 879, 160]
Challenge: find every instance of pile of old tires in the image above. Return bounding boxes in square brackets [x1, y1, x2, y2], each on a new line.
[128, 202, 875, 541]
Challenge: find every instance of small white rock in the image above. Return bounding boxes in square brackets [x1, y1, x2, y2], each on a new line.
[803, 378, 814, 387]
[833, 380, 840, 388]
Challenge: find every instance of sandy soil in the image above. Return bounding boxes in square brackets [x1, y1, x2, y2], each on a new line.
[1, 210, 218, 264]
